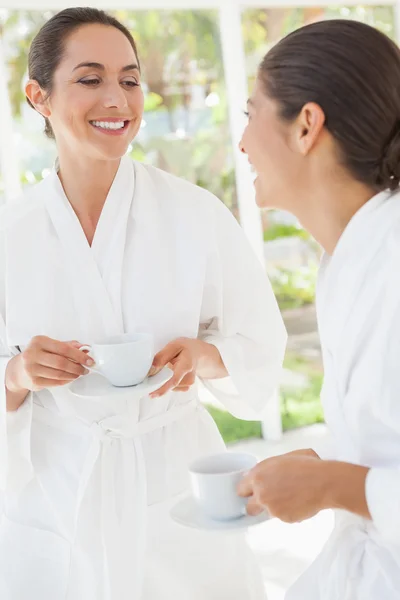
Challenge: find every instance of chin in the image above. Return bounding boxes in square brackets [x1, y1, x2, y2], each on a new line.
[255, 179, 284, 210]
[93, 143, 131, 162]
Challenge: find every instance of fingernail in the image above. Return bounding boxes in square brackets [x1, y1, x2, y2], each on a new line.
[150, 393, 158, 399]
[83, 369, 90, 375]
[86, 359, 94, 366]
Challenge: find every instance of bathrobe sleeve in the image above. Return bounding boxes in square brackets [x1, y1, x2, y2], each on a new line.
[0, 220, 33, 493]
[365, 238, 400, 546]
[197, 197, 287, 420]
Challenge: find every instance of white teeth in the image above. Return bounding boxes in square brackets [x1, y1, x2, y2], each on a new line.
[91, 120, 125, 130]
[249, 165, 258, 181]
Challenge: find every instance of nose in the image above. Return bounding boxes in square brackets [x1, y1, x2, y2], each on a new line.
[102, 81, 128, 110]
[238, 138, 246, 154]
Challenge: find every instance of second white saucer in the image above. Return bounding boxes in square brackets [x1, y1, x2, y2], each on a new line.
[170, 494, 270, 532]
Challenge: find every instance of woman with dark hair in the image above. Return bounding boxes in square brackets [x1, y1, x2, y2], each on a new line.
[0, 7, 286, 600]
[238, 19, 400, 600]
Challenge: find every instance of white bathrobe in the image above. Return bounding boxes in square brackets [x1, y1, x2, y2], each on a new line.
[0, 156, 287, 600]
[287, 189, 400, 600]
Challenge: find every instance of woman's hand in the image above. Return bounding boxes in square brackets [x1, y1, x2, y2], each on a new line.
[237, 451, 371, 523]
[149, 337, 227, 398]
[237, 451, 327, 523]
[6, 336, 93, 395]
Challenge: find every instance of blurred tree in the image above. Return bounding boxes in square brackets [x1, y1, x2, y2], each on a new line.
[113, 10, 222, 132]
[1, 10, 52, 117]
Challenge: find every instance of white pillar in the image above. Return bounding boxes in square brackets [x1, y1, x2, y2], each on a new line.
[218, 1, 282, 440]
[261, 390, 283, 441]
[218, 1, 264, 262]
[0, 32, 21, 203]
[395, 0, 400, 45]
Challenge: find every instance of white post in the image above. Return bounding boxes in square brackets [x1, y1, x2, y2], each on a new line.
[394, 0, 400, 44]
[218, 1, 282, 440]
[0, 31, 22, 203]
[261, 390, 283, 441]
[218, 1, 264, 262]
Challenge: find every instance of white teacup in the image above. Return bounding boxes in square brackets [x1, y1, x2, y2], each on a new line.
[80, 332, 154, 387]
[189, 452, 258, 521]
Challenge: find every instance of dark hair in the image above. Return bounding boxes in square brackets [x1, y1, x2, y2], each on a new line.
[259, 19, 400, 192]
[27, 7, 140, 139]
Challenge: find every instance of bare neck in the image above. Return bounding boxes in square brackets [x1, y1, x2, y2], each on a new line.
[57, 151, 121, 212]
[56, 151, 121, 245]
[292, 178, 376, 255]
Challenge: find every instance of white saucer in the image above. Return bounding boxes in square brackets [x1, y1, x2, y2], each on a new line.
[170, 494, 270, 532]
[69, 367, 173, 399]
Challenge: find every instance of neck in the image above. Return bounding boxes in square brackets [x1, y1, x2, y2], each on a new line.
[57, 150, 121, 216]
[56, 150, 122, 246]
[291, 177, 376, 255]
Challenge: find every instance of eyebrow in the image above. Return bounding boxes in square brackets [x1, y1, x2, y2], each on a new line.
[73, 62, 139, 73]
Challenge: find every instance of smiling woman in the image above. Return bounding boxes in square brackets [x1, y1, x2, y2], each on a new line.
[0, 6, 286, 600]
[25, 14, 144, 162]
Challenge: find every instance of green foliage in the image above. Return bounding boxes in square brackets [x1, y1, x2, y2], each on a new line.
[242, 5, 396, 89]
[206, 354, 324, 444]
[281, 371, 324, 430]
[3, 11, 52, 117]
[270, 265, 317, 310]
[264, 223, 309, 242]
[112, 9, 222, 122]
[207, 407, 262, 444]
[144, 92, 164, 113]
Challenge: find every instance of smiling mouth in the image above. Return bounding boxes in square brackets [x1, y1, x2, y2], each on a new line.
[89, 119, 130, 131]
[249, 165, 258, 182]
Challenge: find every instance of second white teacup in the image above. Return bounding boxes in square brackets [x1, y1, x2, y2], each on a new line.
[189, 452, 258, 521]
[81, 332, 154, 387]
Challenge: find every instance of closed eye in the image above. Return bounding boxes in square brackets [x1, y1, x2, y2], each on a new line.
[78, 78, 140, 88]
[122, 80, 140, 87]
[79, 78, 100, 86]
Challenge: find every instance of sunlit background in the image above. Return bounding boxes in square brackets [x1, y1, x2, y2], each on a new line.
[0, 4, 396, 597]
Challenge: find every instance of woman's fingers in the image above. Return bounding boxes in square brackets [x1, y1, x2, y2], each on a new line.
[31, 364, 88, 382]
[150, 341, 182, 373]
[34, 350, 89, 377]
[150, 355, 192, 398]
[173, 371, 196, 392]
[32, 377, 77, 390]
[32, 336, 94, 366]
[18, 337, 93, 391]
[245, 497, 264, 517]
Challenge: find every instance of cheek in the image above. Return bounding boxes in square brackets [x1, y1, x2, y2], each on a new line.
[257, 132, 292, 177]
[246, 124, 274, 169]
[52, 89, 93, 125]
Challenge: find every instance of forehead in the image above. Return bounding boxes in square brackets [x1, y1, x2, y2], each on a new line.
[60, 23, 137, 70]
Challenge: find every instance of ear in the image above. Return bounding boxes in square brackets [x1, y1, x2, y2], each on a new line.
[25, 79, 51, 118]
[294, 102, 326, 156]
